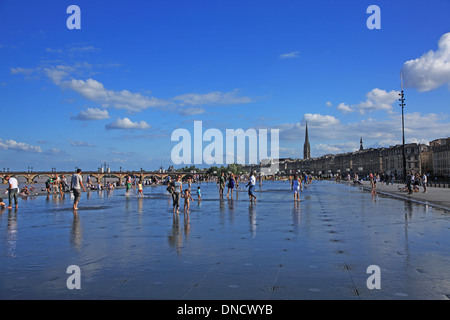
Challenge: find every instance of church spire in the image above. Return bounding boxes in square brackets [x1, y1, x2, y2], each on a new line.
[303, 122, 311, 160]
[360, 137, 364, 151]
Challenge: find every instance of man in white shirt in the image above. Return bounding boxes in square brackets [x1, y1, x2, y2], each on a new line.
[246, 172, 257, 203]
[4, 175, 19, 209]
[422, 173, 428, 193]
[71, 169, 86, 210]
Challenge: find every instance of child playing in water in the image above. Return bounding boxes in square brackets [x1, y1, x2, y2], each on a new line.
[182, 189, 194, 213]
[0, 198, 5, 208]
[291, 174, 302, 202]
[137, 182, 144, 197]
[197, 186, 201, 202]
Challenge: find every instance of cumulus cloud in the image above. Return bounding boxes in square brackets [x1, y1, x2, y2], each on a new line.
[336, 88, 400, 114]
[12, 62, 254, 114]
[0, 139, 42, 152]
[105, 117, 151, 130]
[280, 51, 300, 59]
[64, 79, 172, 112]
[337, 103, 353, 114]
[72, 108, 110, 120]
[304, 113, 340, 126]
[402, 32, 450, 92]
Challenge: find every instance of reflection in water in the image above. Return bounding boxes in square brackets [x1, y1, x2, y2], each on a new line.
[137, 197, 144, 214]
[403, 201, 412, 270]
[404, 201, 413, 220]
[184, 212, 190, 241]
[227, 199, 235, 224]
[2, 181, 449, 299]
[371, 190, 377, 203]
[70, 211, 82, 251]
[292, 201, 301, 234]
[248, 204, 257, 238]
[168, 213, 183, 255]
[7, 209, 18, 258]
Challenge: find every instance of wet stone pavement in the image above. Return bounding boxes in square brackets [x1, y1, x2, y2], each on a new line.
[0, 181, 449, 300]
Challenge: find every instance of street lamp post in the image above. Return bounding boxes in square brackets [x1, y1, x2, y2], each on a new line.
[399, 74, 407, 182]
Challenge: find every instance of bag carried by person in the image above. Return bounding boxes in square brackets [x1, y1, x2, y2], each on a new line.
[166, 184, 174, 195]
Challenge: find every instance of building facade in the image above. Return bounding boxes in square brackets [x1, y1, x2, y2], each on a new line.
[431, 138, 450, 178]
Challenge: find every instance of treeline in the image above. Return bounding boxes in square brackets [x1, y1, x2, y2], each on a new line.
[173, 164, 246, 176]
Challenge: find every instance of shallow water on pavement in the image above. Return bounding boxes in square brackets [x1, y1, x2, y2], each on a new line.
[0, 181, 449, 300]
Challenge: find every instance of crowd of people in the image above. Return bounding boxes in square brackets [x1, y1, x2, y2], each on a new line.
[339, 170, 430, 195]
[1, 170, 312, 212]
[165, 172, 261, 214]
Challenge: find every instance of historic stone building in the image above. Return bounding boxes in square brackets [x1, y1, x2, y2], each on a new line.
[430, 138, 450, 178]
[248, 123, 447, 180]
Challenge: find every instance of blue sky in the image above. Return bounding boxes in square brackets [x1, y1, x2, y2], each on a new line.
[1, 0, 450, 171]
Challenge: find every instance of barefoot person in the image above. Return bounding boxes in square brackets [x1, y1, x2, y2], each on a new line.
[246, 172, 257, 203]
[172, 175, 183, 214]
[71, 169, 86, 210]
[4, 175, 19, 209]
[291, 174, 302, 202]
[422, 172, 428, 193]
[182, 188, 194, 213]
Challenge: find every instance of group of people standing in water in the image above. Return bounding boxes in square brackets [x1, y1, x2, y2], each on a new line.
[1, 170, 311, 212]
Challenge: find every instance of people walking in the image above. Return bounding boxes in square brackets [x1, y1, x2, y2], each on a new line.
[71, 169, 86, 210]
[291, 174, 302, 202]
[172, 175, 183, 214]
[246, 172, 257, 203]
[218, 172, 226, 199]
[4, 175, 19, 209]
[226, 173, 236, 199]
[406, 172, 413, 195]
[422, 172, 428, 193]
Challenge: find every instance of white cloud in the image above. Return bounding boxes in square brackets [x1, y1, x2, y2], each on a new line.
[0, 139, 42, 152]
[105, 117, 151, 130]
[336, 88, 400, 114]
[13, 62, 254, 114]
[304, 113, 340, 126]
[72, 108, 110, 121]
[179, 107, 205, 116]
[64, 78, 171, 112]
[315, 142, 359, 155]
[10, 67, 36, 76]
[44, 65, 75, 85]
[336, 103, 353, 114]
[402, 32, 450, 92]
[172, 89, 252, 106]
[280, 51, 300, 59]
[68, 140, 95, 147]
